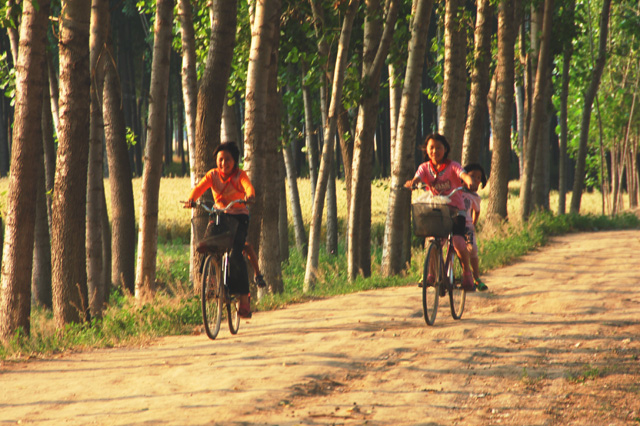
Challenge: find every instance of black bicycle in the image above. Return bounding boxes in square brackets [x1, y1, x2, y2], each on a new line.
[188, 199, 247, 339]
[411, 187, 467, 325]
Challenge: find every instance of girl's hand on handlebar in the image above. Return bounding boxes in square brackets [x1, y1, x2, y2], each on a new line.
[183, 200, 195, 209]
[244, 195, 255, 204]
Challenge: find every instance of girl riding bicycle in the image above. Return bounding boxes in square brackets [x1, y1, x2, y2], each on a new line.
[184, 142, 255, 318]
[404, 133, 476, 291]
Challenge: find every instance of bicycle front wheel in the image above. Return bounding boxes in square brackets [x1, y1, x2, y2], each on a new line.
[448, 250, 466, 320]
[201, 255, 223, 339]
[423, 241, 443, 326]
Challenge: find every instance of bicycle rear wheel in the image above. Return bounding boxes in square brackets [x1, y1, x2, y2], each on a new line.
[422, 241, 443, 326]
[448, 250, 466, 320]
[201, 255, 223, 339]
[223, 254, 241, 334]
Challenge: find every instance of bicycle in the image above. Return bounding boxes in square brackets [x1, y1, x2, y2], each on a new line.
[410, 186, 467, 326]
[186, 198, 248, 340]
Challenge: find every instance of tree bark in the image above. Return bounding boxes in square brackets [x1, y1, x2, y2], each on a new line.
[438, 0, 467, 162]
[135, 0, 174, 298]
[557, 0, 575, 215]
[178, 0, 198, 186]
[0, 0, 50, 341]
[519, 0, 553, 220]
[103, 45, 136, 294]
[303, 0, 359, 290]
[486, 0, 516, 220]
[461, 0, 493, 166]
[381, 0, 434, 276]
[259, 6, 283, 294]
[570, 0, 612, 214]
[52, 0, 92, 327]
[347, 0, 398, 281]
[87, 0, 109, 317]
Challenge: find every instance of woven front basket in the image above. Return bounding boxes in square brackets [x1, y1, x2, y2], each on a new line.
[195, 216, 237, 253]
[411, 203, 453, 238]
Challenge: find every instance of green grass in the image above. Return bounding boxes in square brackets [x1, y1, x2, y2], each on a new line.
[0, 176, 638, 360]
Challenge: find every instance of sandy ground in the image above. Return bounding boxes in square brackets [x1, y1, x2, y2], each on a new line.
[1, 229, 640, 426]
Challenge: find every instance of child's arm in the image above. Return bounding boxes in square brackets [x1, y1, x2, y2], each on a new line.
[404, 176, 421, 188]
[459, 171, 474, 188]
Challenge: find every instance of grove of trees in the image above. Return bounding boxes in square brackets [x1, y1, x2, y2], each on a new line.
[0, 0, 639, 341]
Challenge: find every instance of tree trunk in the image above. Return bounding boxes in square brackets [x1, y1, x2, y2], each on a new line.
[438, 0, 467, 162]
[0, 0, 50, 341]
[87, 0, 109, 318]
[347, 0, 398, 281]
[278, 150, 290, 264]
[32, 69, 55, 310]
[259, 6, 284, 294]
[520, 0, 553, 220]
[52, 0, 92, 327]
[245, 0, 279, 257]
[301, 68, 319, 199]
[570, 0, 612, 214]
[461, 0, 493, 166]
[135, 0, 174, 298]
[557, 0, 575, 215]
[304, 0, 359, 291]
[381, 0, 434, 276]
[486, 0, 516, 220]
[283, 141, 307, 254]
[326, 156, 338, 255]
[103, 45, 136, 294]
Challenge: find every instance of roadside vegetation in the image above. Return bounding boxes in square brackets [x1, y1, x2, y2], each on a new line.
[1, 178, 638, 361]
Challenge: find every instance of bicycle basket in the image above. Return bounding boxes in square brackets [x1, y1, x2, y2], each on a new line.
[194, 215, 238, 253]
[411, 202, 453, 238]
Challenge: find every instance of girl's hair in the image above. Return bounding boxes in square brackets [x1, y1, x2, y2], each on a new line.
[423, 133, 451, 162]
[463, 163, 488, 188]
[213, 141, 240, 169]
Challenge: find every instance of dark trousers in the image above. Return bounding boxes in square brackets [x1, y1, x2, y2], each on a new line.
[225, 213, 250, 295]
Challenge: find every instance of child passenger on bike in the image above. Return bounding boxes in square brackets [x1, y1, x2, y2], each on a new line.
[184, 142, 256, 318]
[404, 133, 476, 291]
[461, 163, 488, 291]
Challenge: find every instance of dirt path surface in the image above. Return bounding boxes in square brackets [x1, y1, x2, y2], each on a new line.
[2, 230, 640, 426]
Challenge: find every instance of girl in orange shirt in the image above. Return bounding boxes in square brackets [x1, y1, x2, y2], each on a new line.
[185, 142, 256, 318]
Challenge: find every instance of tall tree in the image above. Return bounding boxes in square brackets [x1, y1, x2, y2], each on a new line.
[558, 0, 576, 215]
[51, 0, 92, 326]
[87, 0, 109, 317]
[570, 0, 612, 213]
[439, 0, 467, 161]
[244, 0, 278, 257]
[0, 0, 50, 341]
[461, 0, 494, 166]
[347, 0, 398, 281]
[178, 0, 197, 186]
[520, 0, 554, 220]
[381, 0, 434, 276]
[486, 0, 517, 220]
[304, 0, 359, 290]
[135, 0, 175, 298]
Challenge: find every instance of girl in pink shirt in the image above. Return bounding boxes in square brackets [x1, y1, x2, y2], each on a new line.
[405, 133, 476, 291]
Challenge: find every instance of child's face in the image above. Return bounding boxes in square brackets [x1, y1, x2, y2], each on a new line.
[216, 150, 235, 175]
[467, 169, 483, 192]
[426, 138, 445, 164]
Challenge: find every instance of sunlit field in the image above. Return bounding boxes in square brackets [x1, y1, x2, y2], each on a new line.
[0, 176, 616, 242]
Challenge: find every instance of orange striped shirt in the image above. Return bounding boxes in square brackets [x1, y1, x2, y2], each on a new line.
[189, 168, 255, 215]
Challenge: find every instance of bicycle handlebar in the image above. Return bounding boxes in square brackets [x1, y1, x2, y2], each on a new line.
[182, 198, 251, 215]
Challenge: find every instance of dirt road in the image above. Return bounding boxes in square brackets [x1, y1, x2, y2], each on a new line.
[2, 230, 640, 425]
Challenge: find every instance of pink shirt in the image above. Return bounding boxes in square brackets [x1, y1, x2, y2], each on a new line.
[460, 189, 481, 231]
[414, 160, 466, 210]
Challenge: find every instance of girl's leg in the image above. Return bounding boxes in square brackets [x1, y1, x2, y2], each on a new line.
[452, 235, 474, 289]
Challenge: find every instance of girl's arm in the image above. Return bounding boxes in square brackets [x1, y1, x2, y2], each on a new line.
[459, 171, 474, 188]
[404, 176, 421, 188]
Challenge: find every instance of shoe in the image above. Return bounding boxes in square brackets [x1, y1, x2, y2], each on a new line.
[255, 274, 266, 288]
[462, 272, 476, 292]
[238, 305, 252, 319]
[418, 274, 435, 288]
[475, 278, 488, 292]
